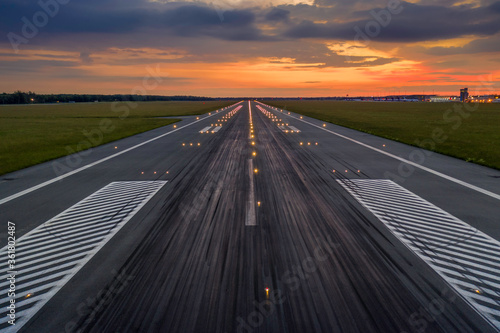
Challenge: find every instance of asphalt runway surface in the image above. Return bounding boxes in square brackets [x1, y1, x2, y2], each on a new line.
[1, 101, 499, 333]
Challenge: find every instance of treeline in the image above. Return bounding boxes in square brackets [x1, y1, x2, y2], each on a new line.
[0, 91, 223, 104]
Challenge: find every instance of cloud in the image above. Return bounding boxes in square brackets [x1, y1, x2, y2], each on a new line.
[415, 33, 500, 55]
[2, 0, 500, 48]
[79, 52, 93, 64]
[265, 8, 290, 22]
[283, 1, 500, 42]
[0, 1, 266, 44]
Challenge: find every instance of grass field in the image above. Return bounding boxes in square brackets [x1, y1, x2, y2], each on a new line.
[263, 100, 500, 170]
[0, 101, 234, 175]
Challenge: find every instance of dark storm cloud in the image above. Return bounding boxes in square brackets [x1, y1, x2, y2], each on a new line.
[488, 0, 500, 12]
[2, 0, 500, 45]
[284, 1, 500, 42]
[0, 0, 264, 42]
[265, 8, 290, 22]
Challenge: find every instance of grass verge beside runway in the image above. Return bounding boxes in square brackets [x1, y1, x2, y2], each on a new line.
[263, 100, 500, 170]
[0, 101, 234, 175]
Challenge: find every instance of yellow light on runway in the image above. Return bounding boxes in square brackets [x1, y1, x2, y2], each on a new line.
[323, 124, 326, 127]
[265, 288, 269, 298]
[196, 117, 199, 120]
[114, 146, 117, 149]
[254, 168, 259, 174]
[182, 143, 186, 146]
[25, 293, 33, 298]
[252, 152, 257, 156]
[257, 201, 261, 206]
[307, 142, 311, 145]
[251, 142, 255, 145]
[198, 143, 201, 146]
[300, 116, 303, 119]
[173, 125, 177, 128]
[300, 142, 303, 145]
[190, 143, 193, 146]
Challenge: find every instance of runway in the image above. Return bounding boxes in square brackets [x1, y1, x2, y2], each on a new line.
[1, 101, 499, 332]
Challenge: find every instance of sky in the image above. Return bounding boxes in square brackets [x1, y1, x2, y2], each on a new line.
[1, 0, 500, 97]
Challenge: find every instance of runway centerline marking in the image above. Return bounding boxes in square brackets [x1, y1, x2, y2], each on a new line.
[246, 159, 257, 227]
[256, 101, 500, 201]
[338, 179, 500, 330]
[246, 102, 257, 226]
[0, 181, 166, 332]
[0, 102, 243, 205]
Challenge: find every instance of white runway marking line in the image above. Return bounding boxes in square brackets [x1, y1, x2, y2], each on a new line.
[211, 126, 222, 133]
[0, 181, 167, 332]
[0, 102, 243, 206]
[246, 102, 257, 226]
[288, 126, 301, 133]
[199, 126, 212, 134]
[338, 179, 500, 330]
[255, 101, 500, 201]
[246, 159, 257, 227]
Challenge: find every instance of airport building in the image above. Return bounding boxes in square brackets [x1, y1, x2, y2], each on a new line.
[460, 88, 469, 102]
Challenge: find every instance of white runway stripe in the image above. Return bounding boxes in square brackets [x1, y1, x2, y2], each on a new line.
[338, 179, 500, 330]
[0, 181, 166, 332]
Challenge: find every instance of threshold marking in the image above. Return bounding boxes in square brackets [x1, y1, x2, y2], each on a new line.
[0, 102, 243, 206]
[338, 179, 500, 329]
[199, 126, 212, 133]
[256, 101, 500, 201]
[0, 181, 166, 331]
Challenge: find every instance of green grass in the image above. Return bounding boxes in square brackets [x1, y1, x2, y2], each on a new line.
[263, 100, 500, 170]
[0, 101, 234, 175]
